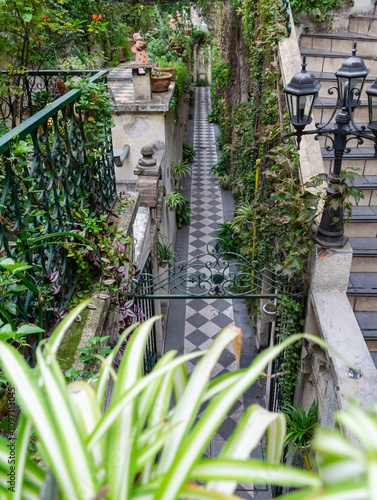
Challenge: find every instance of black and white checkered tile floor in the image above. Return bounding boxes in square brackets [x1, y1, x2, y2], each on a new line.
[183, 87, 254, 498]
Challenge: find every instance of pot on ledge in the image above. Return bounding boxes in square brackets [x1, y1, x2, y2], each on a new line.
[151, 73, 173, 93]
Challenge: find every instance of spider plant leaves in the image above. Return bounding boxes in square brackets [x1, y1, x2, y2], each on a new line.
[192, 459, 321, 488]
[206, 404, 286, 494]
[278, 482, 368, 500]
[157, 325, 243, 476]
[172, 362, 188, 402]
[0, 341, 96, 500]
[0, 309, 359, 499]
[107, 317, 162, 499]
[155, 333, 316, 500]
[67, 381, 104, 468]
[14, 416, 33, 500]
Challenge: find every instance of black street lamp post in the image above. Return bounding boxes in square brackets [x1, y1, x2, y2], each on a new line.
[283, 43, 377, 248]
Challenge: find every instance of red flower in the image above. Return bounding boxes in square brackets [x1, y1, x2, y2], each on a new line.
[92, 14, 101, 22]
[98, 14, 102, 21]
[42, 14, 47, 20]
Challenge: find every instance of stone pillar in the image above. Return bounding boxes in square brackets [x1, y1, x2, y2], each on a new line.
[134, 145, 165, 355]
[134, 146, 161, 208]
[305, 243, 353, 335]
[123, 62, 156, 101]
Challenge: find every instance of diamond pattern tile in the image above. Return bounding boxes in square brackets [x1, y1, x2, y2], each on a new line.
[178, 88, 254, 497]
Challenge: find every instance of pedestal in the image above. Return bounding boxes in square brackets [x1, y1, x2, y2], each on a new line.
[123, 62, 156, 101]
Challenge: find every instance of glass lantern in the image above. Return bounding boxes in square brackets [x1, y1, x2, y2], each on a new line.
[366, 78, 377, 132]
[335, 43, 369, 108]
[283, 56, 321, 129]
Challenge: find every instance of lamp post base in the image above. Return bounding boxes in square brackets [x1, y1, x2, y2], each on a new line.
[312, 230, 349, 249]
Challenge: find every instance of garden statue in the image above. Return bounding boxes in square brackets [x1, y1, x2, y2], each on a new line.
[131, 33, 148, 64]
[176, 11, 182, 24]
[168, 14, 176, 31]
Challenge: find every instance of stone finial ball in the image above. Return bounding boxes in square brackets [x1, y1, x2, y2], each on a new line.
[141, 145, 154, 157]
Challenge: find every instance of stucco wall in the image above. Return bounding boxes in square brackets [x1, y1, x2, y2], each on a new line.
[112, 112, 166, 182]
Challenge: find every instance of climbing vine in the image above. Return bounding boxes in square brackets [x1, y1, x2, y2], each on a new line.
[290, 0, 354, 25]
[208, 0, 320, 405]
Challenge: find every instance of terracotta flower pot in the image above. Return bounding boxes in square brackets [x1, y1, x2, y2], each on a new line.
[171, 46, 184, 55]
[153, 66, 175, 77]
[151, 73, 173, 93]
[56, 80, 66, 96]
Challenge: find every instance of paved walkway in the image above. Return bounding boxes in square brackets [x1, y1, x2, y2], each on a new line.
[165, 87, 270, 499]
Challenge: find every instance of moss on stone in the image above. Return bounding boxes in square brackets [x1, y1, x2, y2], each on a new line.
[56, 307, 90, 372]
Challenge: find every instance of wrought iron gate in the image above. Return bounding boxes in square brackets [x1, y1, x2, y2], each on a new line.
[134, 238, 283, 300]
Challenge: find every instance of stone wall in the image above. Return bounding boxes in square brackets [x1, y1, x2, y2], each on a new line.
[294, 0, 374, 37]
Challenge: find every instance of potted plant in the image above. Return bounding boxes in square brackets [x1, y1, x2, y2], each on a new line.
[156, 232, 175, 268]
[153, 63, 175, 77]
[151, 69, 173, 93]
[283, 401, 318, 471]
[262, 300, 276, 321]
[170, 159, 191, 189]
[165, 190, 192, 228]
[231, 202, 254, 232]
[165, 190, 186, 211]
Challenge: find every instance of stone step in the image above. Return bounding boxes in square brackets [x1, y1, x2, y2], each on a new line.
[313, 97, 369, 123]
[344, 205, 377, 237]
[349, 15, 377, 37]
[345, 175, 377, 207]
[313, 72, 375, 100]
[322, 147, 377, 176]
[316, 128, 373, 150]
[301, 32, 377, 57]
[350, 237, 377, 271]
[354, 312, 377, 351]
[348, 272, 377, 311]
[300, 48, 377, 76]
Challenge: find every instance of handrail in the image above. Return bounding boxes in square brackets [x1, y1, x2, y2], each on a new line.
[0, 67, 116, 333]
[0, 70, 108, 153]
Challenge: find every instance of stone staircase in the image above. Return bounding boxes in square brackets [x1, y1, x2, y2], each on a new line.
[299, 6, 377, 366]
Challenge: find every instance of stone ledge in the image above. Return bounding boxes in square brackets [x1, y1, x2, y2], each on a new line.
[114, 83, 175, 112]
[61, 193, 140, 371]
[72, 294, 111, 371]
[312, 292, 377, 415]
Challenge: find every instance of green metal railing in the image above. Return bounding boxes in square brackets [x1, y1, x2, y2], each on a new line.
[0, 70, 100, 127]
[282, 0, 292, 36]
[0, 70, 117, 327]
[135, 253, 158, 374]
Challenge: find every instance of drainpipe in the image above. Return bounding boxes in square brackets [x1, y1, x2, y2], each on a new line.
[113, 144, 130, 168]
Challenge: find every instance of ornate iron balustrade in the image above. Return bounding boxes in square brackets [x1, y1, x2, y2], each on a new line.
[135, 239, 283, 299]
[0, 70, 100, 128]
[282, 0, 292, 36]
[0, 69, 117, 327]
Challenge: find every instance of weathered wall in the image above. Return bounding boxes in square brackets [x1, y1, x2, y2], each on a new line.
[295, 0, 374, 36]
[112, 112, 166, 183]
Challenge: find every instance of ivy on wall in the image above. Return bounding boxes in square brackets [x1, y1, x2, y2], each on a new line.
[290, 0, 354, 26]
[208, 0, 320, 405]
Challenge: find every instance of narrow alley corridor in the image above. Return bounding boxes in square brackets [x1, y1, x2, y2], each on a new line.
[165, 87, 271, 499]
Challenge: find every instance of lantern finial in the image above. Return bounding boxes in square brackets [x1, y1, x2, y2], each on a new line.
[301, 56, 307, 72]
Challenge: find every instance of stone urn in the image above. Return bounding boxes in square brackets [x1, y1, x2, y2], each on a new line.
[151, 72, 173, 93]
